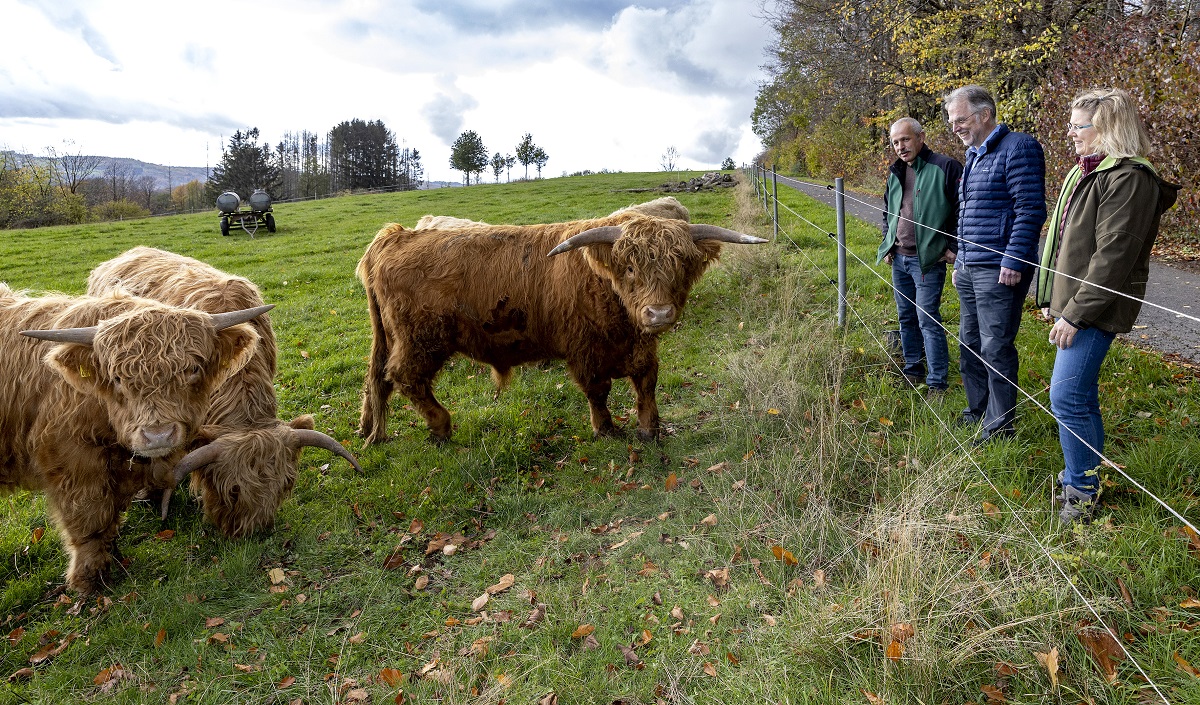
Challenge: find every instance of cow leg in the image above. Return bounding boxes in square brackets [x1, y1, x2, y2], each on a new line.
[42, 463, 128, 594]
[571, 367, 617, 436]
[630, 358, 661, 442]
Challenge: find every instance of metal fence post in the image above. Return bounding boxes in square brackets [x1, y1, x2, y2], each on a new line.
[771, 168, 779, 242]
[762, 166, 770, 212]
[835, 176, 847, 328]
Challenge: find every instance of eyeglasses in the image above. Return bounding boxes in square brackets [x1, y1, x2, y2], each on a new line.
[1067, 122, 1094, 132]
[947, 111, 980, 128]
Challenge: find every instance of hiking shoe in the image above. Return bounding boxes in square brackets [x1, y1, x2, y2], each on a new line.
[971, 427, 1015, 447]
[902, 373, 924, 387]
[925, 386, 948, 402]
[1055, 485, 1098, 525]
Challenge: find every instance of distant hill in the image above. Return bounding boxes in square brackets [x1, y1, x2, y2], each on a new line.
[3, 152, 207, 191]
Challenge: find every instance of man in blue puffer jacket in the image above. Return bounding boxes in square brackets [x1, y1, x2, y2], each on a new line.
[944, 85, 1047, 445]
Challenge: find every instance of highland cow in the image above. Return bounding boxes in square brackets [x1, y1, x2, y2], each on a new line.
[357, 198, 765, 443]
[87, 247, 361, 538]
[0, 284, 268, 592]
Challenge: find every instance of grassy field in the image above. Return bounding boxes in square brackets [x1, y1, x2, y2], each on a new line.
[1, 172, 1198, 704]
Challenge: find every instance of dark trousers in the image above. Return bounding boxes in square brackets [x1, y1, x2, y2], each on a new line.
[955, 265, 1031, 434]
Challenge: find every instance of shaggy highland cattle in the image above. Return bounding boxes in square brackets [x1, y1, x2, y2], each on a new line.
[0, 284, 268, 592]
[357, 197, 765, 444]
[87, 247, 361, 538]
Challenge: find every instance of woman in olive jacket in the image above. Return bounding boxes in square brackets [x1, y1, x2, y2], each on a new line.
[1035, 88, 1180, 524]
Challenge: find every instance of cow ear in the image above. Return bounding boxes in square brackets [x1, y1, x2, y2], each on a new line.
[44, 344, 112, 397]
[211, 323, 260, 387]
[289, 415, 315, 431]
[582, 245, 618, 278]
[695, 239, 723, 266]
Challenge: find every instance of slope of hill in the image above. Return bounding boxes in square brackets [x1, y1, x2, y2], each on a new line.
[3, 151, 207, 191]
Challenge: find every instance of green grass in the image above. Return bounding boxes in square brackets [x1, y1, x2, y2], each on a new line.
[1, 172, 1198, 704]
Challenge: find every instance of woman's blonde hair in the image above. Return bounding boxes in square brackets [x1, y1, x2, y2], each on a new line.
[1071, 88, 1152, 158]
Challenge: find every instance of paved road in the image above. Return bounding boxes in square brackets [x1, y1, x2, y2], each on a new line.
[775, 174, 1200, 364]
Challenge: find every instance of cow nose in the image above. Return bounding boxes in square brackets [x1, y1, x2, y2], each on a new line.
[644, 305, 676, 328]
[138, 423, 181, 450]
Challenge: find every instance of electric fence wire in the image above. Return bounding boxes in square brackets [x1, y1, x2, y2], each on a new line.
[769, 185, 1200, 536]
[759, 181, 1176, 703]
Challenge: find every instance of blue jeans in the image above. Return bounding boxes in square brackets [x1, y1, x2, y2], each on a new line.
[956, 265, 1032, 434]
[891, 255, 949, 388]
[1049, 325, 1115, 492]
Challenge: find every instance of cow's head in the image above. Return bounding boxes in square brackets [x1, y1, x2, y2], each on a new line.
[549, 215, 766, 333]
[163, 415, 361, 535]
[22, 304, 270, 459]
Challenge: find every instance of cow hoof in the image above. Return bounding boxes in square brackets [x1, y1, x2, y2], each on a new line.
[635, 428, 659, 443]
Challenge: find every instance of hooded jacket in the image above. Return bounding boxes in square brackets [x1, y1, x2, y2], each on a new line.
[876, 145, 963, 273]
[956, 125, 1047, 270]
[1035, 156, 1180, 333]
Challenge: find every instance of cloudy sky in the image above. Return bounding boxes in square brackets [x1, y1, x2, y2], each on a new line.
[0, 0, 773, 183]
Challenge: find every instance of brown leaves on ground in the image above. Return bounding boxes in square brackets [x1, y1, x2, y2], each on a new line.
[486, 573, 515, 595]
[1174, 652, 1200, 677]
[861, 690, 885, 705]
[979, 683, 1006, 703]
[618, 643, 641, 667]
[571, 624, 595, 639]
[665, 472, 679, 491]
[28, 632, 78, 665]
[522, 603, 547, 628]
[885, 623, 915, 662]
[1034, 647, 1059, 690]
[1076, 620, 1125, 683]
[92, 663, 134, 692]
[705, 567, 730, 593]
[379, 668, 403, 687]
[771, 545, 798, 566]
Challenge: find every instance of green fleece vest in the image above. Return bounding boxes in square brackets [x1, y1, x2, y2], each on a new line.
[877, 156, 954, 273]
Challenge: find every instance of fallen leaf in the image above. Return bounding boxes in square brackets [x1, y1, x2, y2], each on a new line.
[890, 623, 914, 643]
[380, 668, 403, 687]
[571, 624, 595, 639]
[640, 629, 653, 645]
[155, 628, 166, 648]
[862, 690, 884, 705]
[1174, 651, 1200, 677]
[618, 644, 641, 667]
[706, 567, 730, 592]
[523, 603, 547, 628]
[878, 416, 893, 426]
[207, 633, 228, 645]
[762, 614, 777, 626]
[539, 693, 559, 705]
[155, 529, 175, 541]
[582, 634, 600, 650]
[665, 472, 679, 491]
[1034, 647, 1059, 690]
[31, 527, 44, 544]
[345, 688, 370, 702]
[1181, 598, 1200, 609]
[702, 662, 717, 677]
[725, 651, 740, 666]
[349, 632, 366, 644]
[1076, 622, 1124, 683]
[8, 627, 25, 645]
[994, 661, 1017, 676]
[771, 545, 798, 566]
[706, 595, 721, 607]
[885, 640, 903, 661]
[471, 593, 490, 612]
[279, 676, 296, 688]
[268, 568, 286, 585]
[981, 502, 1001, 519]
[700, 514, 718, 527]
[671, 606, 685, 621]
[205, 617, 225, 629]
[813, 569, 827, 588]
[8, 668, 34, 683]
[487, 574, 516, 595]
[980, 684, 1006, 703]
[409, 518, 424, 534]
[414, 575, 429, 591]
[1117, 577, 1133, 607]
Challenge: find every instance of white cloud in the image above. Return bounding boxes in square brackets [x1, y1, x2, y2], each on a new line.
[0, 0, 771, 181]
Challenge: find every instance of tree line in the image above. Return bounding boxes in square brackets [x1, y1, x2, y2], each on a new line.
[753, 0, 1200, 244]
[449, 131, 549, 185]
[0, 118, 425, 230]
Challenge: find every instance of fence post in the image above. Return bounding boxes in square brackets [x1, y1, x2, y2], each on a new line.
[763, 166, 770, 212]
[771, 168, 779, 242]
[835, 176, 847, 328]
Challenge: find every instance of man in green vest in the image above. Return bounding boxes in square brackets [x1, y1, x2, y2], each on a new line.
[877, 117, 963, 397]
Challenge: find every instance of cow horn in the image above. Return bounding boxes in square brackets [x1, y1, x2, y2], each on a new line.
[20, 326, 98, 345]
[547, 226, 623, 256]
[689, 225, 769, 245]
[209, 304, 275, 330]
[292, 429, 363, 472]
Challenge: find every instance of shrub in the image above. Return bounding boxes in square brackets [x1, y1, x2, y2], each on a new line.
[93, 199, 150, 221]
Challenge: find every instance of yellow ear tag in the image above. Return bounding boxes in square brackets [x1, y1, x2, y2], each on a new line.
[78, 365, 90, 378]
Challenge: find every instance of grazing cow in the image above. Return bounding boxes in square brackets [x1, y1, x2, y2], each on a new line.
[0, 284, 267, 592]
[87, 247, 361, 538]
[357, 198, 765, 444]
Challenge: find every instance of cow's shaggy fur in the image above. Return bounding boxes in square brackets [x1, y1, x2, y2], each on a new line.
[87, 246, 344, 538]
[0, 283, 259, 592]
[356, 198, 744, 443]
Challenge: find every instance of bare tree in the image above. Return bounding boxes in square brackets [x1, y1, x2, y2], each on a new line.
[134, 174, 157, 209]
[46, 140, 103, 195]
[660, 146, 680, 172]
[106, 160, 132, 202]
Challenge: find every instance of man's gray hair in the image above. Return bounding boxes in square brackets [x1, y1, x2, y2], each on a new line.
[944, 85, 996, 121]
[890, 117, 924, 135]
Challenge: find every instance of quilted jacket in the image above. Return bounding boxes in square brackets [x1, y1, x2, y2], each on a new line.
[956, 125, 1047, 271]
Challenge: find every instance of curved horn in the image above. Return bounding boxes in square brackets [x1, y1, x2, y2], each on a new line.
[20, 326, 98, 345]
[689, 224, 768, 245]
[292, 429, 363, 472]
[171, 442, 223, 486]
[160, 487, 175, 521]
[547, 226, 623, 257]
[209, 304, 275, 330]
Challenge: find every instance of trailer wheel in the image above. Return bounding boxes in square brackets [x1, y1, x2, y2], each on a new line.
[220, 216, 230, 237]
[265, 213, 276, 233]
